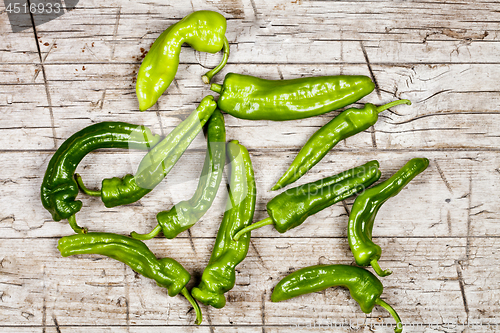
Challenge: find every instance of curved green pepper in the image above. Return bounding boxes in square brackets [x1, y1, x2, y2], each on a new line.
[209, 73, 374, 121]
[131, 109, 226, 240]
[233, 160, 381, 240]
[271, 264, 403, 333]
[272, 99, 411, 190]
[57, 232, 202, 324]
[84, 96, 217, 208]
[348, 158, 429, 277]
[40, 122, 160, 230]
[191, 140, 256, 308]
[137, 10, 229, 111]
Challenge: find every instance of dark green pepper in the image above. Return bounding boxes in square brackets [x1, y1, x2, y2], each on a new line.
[271, 264, 403, 333]
[209, 73, 374, 121]
[131, 109, 226, 240]
[191, 140, 256, 308]
[57, 232, 202, 324]
[137, 11, 229, 111]
[348, 158, 429, 277]
[233, 160, 381, 240]
[40, 122, 160, 231]
[79, 96, 217, 208]
[272, 99, 411, 190]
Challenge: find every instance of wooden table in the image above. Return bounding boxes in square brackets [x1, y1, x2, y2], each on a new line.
[1, 0, 499, 332]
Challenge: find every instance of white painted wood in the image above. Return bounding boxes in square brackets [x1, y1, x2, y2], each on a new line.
[0, 0, 499, 331]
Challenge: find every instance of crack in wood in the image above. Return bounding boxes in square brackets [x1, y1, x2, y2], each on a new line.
[53, 316, 61, 333]
[187, 229, 197, 255]
[27, 0, 57, 149]
[359, 41, 381, 98]
[465, 173, 472, 265]
[455, 262, 469, 323]
[435, 160, 453, 194]
[155, 103, 165, 137]
[251, 240, 267, 270]
[110, 7, 122, 61]
[261, 291, 266, 333]
[205, 306, 215, 333]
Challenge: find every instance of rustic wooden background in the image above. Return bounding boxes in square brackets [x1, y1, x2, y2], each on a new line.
[1, 0, 499, 332]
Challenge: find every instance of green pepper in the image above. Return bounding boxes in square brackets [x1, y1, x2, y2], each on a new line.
[57, 232, 202, 324]
[40, 122, 161, 232]
[348, 158, 429, 277]
[131, 109, 226, 240]
[191, 140, 256, 308]
[233, 160, 381, 240]
[80, 96, 217, 208]
[271, 264, 403, 333]
[137, 10, 229, 111]
[209, 73, 374, 121]
[272, 99, 412, 190]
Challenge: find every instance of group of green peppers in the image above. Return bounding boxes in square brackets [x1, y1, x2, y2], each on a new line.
[40, 10, 431, 332]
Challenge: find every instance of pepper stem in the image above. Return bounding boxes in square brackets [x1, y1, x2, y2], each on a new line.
[130, 225, 161, 240]
[202, 37, 230, 84]
[75, 173, 102, 197]
[233, 217, 274, 241]
[210, 83, 222, 94]
[181, 287, 203, 325]
[376, 99, 411, 114]
[370, 258, 392, 277]
[67, 215, 87, 234]
[375, 298, 403, 333]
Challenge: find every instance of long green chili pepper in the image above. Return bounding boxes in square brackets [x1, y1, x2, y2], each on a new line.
[40, 122, 160, 232]
[272, 99, 412, 190]
[131, 109, 226, 240]
[271, 264, 403, 333]
[57, 232, 202, 325]
[191, 140, 256, 308]
[137, 10, 229, 111]
[97, 96, 217, 208]
[233, 160, 381, 240]
[348, 158, 429, 277]
[209, 73, 374, 121]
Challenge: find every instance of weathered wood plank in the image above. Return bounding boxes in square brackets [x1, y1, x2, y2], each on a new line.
[28, 0, 499, 65]
[0, 149, 481, 239]
[0, 237, 470, 327]
[2, 62, 499, 151]
[1, 0, 499, 330]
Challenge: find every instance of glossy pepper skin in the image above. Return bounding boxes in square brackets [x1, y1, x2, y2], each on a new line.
[191, 140, 256, 308]
[131, 109, 226, 240]
[209, 73, 374, 121]
[41, 122, 160, 222]
[271, 264, 403, 333]
[348, 158, 429, 277]
[137, 11, 229, 111]
[57, 232, 202, 324]
[272, 100, 412, 190]
[233, 160, 381, 240]
[100, 96, 217, 208]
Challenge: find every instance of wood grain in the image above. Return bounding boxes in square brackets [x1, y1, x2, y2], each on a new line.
[0, 0, 499, 331]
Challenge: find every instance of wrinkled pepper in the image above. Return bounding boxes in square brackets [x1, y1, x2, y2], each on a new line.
[58, 232, 202, 324]
[348, 158, 429, 277]
[191, 140, 256, 308]
[40, 122, 160, 233]
[272, 99, 412, 190]
[78, 96, 217, 208]
[233, 160, 381, 240]
[137, 10, 229, 111]
[209, 73, 374, 120]
[131, 109, 226, 240]
[271, 264, 403, 333]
